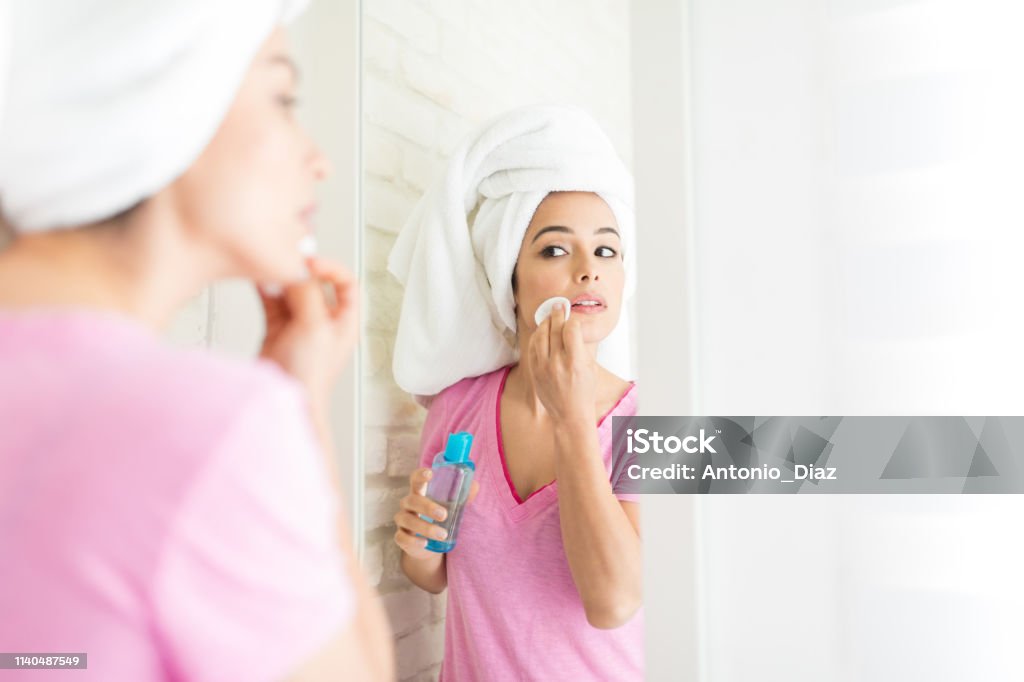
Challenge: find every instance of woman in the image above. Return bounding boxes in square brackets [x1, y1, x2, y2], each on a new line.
[0, 1, 391, 680]
[389, 107, 643, 681]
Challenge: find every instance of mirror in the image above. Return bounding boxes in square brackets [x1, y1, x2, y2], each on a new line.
[359, 1, 641, 678]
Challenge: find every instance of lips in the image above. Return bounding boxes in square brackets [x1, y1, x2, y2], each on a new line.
[569, 293, 606, 313]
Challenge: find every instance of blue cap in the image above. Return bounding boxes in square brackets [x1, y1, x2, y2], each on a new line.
[443, 432, 474, 463]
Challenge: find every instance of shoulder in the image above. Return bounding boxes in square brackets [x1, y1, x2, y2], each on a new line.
[600, 366, 638, 419]
[415, 366, 509, 469]
[70, 318, 311, 464]
[424, 364, 510, 419]
[608, 380, 638, 419]
[0, 309, 305, 437]
[137, 342, 305, 431]
[618, 381, 638, 416]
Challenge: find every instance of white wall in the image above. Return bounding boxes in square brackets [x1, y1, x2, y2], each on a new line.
[689, 0, 1024, 417]
[684, 1, 1024, 680]
[360, 1, 633, 679]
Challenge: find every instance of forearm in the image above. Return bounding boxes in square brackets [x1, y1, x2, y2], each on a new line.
[313, 402, 394, 679]
[554, 418, 642, 628]
[400, 551, 448, 594]
[339, 530, 395, 681]
[309, 400, 343, 498]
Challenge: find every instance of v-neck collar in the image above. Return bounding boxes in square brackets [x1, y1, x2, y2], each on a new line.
[491, 365, 636, 522]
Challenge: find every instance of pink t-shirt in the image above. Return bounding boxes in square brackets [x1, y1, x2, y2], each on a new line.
[418, 365, 644, 681]
[0, 310, 355, 681]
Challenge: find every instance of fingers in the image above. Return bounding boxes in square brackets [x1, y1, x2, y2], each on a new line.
[282, 278, 328, 327]
[306, 257, 359, 321]
[275, 256, 358, 329]
[549, 301, 566, 357]
[395, 467, 451, 557]
[255, 282, 278, 304]
[534, 315, 551, 360]
[256, 282, 287, 318]
[396, 482, 451, 546]
[409, 467, 433, 497]
[562, 310, 583, 355]
[406, 468, 451, 520]
[466, 479, 480, 504]
[394, 527, 429, 554]
[307, 256, 356, 289]
[401, 489, 447, 523]
[394, 509, 449, 541]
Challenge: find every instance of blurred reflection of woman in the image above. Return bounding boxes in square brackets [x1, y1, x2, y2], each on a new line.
[0, 1, 391, 679]
[389, 106, 643, 681]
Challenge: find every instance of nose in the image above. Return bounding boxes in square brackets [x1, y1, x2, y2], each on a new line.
[574, 253, 599, 283]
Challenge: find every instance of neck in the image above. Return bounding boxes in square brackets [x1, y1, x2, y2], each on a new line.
[0, 212, 223, 330]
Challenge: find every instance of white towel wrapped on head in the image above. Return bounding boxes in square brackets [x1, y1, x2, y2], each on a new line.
[0, 0, 308, 232]
[387, 105, 636, 403]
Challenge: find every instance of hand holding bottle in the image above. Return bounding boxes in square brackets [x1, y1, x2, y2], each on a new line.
[395, 466, 479, 561]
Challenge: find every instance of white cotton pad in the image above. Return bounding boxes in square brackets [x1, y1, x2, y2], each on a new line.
[298, 234, 317, 257]
[534, 296, 571, 326]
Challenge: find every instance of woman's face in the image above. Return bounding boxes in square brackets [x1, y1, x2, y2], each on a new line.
[169, 28, 329, 282]
[513, 191, 625, 345]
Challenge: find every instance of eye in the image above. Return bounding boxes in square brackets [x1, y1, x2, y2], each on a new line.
[277, 94, 299, 111]
[596, 246, 618, 257]
[541, 245, 568, 257]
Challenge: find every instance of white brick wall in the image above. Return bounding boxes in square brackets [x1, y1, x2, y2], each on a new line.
[362, 1, 633, 678]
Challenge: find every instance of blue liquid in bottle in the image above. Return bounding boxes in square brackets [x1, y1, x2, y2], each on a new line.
[420, 432, 475, 553]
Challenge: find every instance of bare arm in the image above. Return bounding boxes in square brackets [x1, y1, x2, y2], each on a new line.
[395, 468, 480, 593]
[286, 509, 395, 681]
[400, 551, 448, 594]
[258, 259, 393, 678]
[395, 467, 477, 594]
[289, 407, 395, 681]
[526, 301, 642, 630]
[554, 418, 643, 629]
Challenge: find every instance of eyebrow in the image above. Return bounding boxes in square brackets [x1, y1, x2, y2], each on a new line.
[530, 225, 620, 244]
[268, 54, 300, 83]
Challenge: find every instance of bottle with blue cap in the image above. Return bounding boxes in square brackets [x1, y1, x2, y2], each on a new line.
[420, 431, 476, 553]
